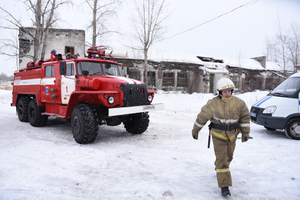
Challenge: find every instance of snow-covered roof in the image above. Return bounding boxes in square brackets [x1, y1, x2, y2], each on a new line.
[199, 66, 229, 74]
[201, 57, 287, 72]
[147, 51, 201, 64]
[265, 61, 284, 71]
[128, 51, 285, 72]
[223, 58, 264, 70]
[127, 51, 202, 64]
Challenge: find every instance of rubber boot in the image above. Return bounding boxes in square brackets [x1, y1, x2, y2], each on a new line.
[221, 186, 231, 197]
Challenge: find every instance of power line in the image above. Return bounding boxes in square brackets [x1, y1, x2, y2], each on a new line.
[169, 0, 259, 39]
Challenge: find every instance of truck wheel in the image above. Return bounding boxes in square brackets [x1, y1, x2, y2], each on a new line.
[71, 104, 99, 144]
[17, 96, 30, 122]
[123, 113, 149, 134]
[28, 99, 48, 127]
[285, 118, 300, 140]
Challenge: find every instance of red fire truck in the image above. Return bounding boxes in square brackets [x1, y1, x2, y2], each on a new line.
[11, 46, 163, 144]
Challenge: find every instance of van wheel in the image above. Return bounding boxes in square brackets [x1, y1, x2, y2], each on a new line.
[71, 104, 99, 144]
[123, 113, 149, 134]
[285, 118, 300, 140]
[17, 96, 30, 122]
[28, 99, 48, 127]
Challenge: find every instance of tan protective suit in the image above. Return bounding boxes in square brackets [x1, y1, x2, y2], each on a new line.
[192, 95, 250, 188]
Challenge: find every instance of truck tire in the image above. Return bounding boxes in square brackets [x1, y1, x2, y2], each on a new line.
[71, 104, 99, 144]
[285, 118, 300, 140]
[17, 96, 30, 122]
[28, 99, 48, 127]
[123, 113, 149, 134]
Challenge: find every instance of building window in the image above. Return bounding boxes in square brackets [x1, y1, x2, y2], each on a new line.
[129, 69, 140, 80]
[65, 46, 74, 55]
[147, 71, 156, 87]
[163, 72, 174, 86]
[265, 77, 282, 90]
[245, 75, 262, 91]
[45, 65, 55, 77]
[231, 75, 240, 90]
[177, 72, 188, 88]
[209, 74, 214, 93]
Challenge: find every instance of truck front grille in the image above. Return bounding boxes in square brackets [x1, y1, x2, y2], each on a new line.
[120, 84, 148, 106]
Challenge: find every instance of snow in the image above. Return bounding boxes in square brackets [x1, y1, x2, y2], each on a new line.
[0, 89, 300, 200]
[139, 51, 288, 74]
[147, 51, 201, 64]
[223, 58, 264, 70]
[266, 61, 287, 71]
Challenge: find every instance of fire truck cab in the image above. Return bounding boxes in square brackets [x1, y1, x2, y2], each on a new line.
[12, 46, 163, 144]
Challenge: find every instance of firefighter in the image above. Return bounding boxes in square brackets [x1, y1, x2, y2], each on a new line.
[192, 77, 251, 197]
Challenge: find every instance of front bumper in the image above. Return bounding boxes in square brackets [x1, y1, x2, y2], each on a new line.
[108, 103, 164, 117]
[250, 106, 287, 129]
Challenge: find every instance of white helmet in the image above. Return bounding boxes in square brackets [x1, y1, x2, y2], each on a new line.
[216, 78, 235, 93]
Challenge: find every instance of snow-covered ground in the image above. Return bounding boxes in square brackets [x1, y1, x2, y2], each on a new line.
[0, 89, 299, 200]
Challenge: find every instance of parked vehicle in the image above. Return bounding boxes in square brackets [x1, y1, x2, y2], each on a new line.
[11, 46, 163, 144]
[250, 72, 300, 140]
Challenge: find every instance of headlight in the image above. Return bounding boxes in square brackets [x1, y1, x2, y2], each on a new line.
[263, 105, 277, 114]
[108, 96, 114, 104]
[147, 95, 153, 102]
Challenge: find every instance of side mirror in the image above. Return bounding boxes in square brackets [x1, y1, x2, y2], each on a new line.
[105, 63, 111, 69]
[59, 61, 65, 75]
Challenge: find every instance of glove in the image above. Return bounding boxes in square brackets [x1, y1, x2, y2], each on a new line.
[242, 133, 250, 142]
[192, 129, 199, 140]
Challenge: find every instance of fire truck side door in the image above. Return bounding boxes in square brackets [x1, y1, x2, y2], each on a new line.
[61, 62, 76, 104]
[41, 65, 56, 103]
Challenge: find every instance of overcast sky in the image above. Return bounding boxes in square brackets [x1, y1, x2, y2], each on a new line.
[155, 0, 300, 58]
[1, 0, 300, 75]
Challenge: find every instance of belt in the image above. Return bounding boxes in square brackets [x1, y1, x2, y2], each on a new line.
[209, 122, 239, 131]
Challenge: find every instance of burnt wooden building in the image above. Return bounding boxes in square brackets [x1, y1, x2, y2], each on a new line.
[114, 55, 287, 94]
[224, 56, 286, 92]
[114, 57, 208, 94]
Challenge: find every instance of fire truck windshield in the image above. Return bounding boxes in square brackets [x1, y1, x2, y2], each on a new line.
[77, 61, 103, 75]
[76, 61, 120, 76]
[102, 63, 120, 76]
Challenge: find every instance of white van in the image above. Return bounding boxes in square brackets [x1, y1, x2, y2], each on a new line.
[250, 72, 300, 140]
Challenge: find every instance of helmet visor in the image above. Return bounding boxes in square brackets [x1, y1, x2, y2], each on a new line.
[221, 87, 234, 91]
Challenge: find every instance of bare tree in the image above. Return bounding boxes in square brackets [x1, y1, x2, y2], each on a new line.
[265, 21, 300, 73]
[275, 20, 289, 74]
[286, 23, 300, 72]
[0, 0, 66, 62]
[0, 6, 24, 61]
[25, 0, 67, 60]
[131, 0, 169, 85]
[264, 37, 277, 62]
[85, 0, 120, 47]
